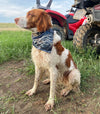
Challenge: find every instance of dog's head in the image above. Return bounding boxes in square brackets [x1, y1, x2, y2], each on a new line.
[15, 9, 52, 32]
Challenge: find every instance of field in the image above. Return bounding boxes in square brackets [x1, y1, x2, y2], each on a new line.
[0, 23, 100, 114]
[0, 23, 26, 31]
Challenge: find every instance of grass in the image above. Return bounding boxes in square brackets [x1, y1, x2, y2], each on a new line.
[62, 41, 100, 91]
[0, 31, 32, 64]
[0, 28, 100, 114]
[0, 30, 100, 92]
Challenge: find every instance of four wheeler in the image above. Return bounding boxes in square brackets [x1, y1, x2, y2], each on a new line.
[35, 0, 86, 40]
[35, 0, 100, 54]
[73, 0, 100, 54]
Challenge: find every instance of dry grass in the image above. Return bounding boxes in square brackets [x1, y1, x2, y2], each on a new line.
[0, 23, 26, 31]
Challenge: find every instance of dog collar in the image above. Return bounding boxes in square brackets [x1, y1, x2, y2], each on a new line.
[32, 29, 54, 53]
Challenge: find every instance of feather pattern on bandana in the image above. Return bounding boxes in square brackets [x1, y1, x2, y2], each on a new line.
[32, 29, 54, 53]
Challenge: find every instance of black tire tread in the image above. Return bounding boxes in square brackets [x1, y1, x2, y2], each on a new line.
[52, 24, 66, 40]
[73, 24, 92, 51]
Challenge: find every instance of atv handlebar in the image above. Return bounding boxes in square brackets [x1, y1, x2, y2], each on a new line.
[36, 0, 53, 9]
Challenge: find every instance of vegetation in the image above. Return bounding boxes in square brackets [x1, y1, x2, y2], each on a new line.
[0, 23, 18, 28]
[0, 30, 100, 90]
[0, 24, 100, 114]
[0, 31, 32, 63]
[62, 41, 100, 91]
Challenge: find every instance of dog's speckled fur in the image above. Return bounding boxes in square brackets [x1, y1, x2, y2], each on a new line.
[15, 9, 81, 111]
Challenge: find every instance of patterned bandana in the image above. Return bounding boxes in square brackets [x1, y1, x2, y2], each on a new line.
[32, 29, 54, 53]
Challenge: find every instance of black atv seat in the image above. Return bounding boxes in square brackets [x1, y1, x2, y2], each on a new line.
[65, 14, 79, 24]
[74, 0, 100, 8]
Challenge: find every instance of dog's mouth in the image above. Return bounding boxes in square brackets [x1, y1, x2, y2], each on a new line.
[24, 27, 29, 29]
[15, 17, 28, 29]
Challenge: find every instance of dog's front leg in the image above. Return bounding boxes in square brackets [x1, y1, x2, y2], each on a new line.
[26, 66, 41, 96]
[44, 67, 58, 111]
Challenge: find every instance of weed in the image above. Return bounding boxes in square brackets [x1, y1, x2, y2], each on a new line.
[20, 90, 26, 95]
[14, 78, 21, 83]
[6, 84, 10, 88]
[6, 96, 16, 103]
[11, 105, 15, 114]
[55, 95, 59, 104]
[0, 84, 2, 87]
[51, 109, 57, 114]
[24, 59, 35, 75]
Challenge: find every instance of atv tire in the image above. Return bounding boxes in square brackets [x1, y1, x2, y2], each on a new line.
[73, 24, 100, 54]
[52, 24, 66, 40]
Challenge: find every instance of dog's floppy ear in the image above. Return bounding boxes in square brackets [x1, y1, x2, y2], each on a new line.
[37, 12, 52, 32]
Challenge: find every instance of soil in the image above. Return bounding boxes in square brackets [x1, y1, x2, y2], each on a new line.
[0, 61, 100, 114]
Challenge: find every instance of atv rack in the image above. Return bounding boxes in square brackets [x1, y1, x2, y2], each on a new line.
[36, 0, 52, 10]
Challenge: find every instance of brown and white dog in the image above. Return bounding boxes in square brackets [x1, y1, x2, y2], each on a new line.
[15, 9, 81, 111]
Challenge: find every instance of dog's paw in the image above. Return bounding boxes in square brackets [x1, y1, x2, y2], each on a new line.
[42, 79, 50, 85]
[61, 89, 70, 97]
[44, 100, 54, 111]
[25, 89, 36, 96]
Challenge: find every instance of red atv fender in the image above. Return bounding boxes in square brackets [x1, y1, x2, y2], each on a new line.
[45, 9, 69, 40]
[46, 9, 67, 27]
[46, 9, 87, 39]
[68, 13, 87, 34]
[46, 9, 87, 32]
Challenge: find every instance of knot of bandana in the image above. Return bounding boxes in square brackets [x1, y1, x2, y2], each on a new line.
[32, 29, 54, 53]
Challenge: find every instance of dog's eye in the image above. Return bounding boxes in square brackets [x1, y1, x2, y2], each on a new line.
[31, 14, 36, 17]
[28, 13, 31, 16]
[28, 13, 35, 17]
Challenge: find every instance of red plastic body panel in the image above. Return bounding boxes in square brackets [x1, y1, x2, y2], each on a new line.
[46, 9, 67, 27]
[69, 16, 86, 33]
[94, 4, 100, 10]
[68, 13, 74, 16]
[45, 9, 86, 34]
[46, 9, 67, 19]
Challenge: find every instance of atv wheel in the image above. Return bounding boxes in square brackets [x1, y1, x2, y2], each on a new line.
[52, 24, 66, 40]
[73, 24, 100, 54]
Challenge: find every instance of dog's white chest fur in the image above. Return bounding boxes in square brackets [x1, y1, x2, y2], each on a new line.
[31, 31, 61, 68]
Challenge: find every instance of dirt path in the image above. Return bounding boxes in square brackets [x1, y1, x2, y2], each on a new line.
[0, 61, 100, 114]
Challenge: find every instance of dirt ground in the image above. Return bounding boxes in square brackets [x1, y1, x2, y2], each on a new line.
[0, 61, 100, 114]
